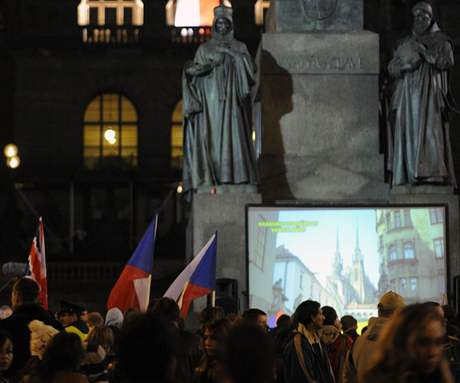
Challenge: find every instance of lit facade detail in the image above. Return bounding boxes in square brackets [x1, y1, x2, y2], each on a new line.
[78, 0, 144, 44]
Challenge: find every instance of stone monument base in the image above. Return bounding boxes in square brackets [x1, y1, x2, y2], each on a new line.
[188, 192, 262, 313]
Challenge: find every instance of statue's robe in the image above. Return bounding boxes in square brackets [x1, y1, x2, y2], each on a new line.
[388, 25, 457, 187]
[182, 34, 257, 192]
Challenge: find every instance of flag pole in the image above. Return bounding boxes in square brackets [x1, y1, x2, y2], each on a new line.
[211, 290, 216, 307]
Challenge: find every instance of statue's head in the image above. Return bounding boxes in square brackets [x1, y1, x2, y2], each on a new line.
[213, 5, 233, 37]
[412, 2, 433, 36]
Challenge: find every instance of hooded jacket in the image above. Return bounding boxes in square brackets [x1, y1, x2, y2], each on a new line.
[342, 317, 388, 383]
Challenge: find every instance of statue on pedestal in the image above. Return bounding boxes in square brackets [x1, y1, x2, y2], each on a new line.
[182, 5, 257, 193]
[387, 2, 457, 188]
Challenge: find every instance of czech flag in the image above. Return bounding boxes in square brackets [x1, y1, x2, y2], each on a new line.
[107, 216, 158, 314]
[28, 217, 48, 309]
[164, 232, 217, 318]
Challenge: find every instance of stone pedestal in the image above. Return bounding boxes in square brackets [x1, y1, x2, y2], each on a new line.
[189, 192, 262, 312]
[269, 0, 362, 32]
[260, 31, 389, 202]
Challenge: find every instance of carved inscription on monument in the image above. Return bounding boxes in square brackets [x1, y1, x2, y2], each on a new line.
[278, 55, 363, 73]
[300, 0, 338, 20]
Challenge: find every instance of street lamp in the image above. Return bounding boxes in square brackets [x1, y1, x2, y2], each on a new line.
[3, 144, 20, 169]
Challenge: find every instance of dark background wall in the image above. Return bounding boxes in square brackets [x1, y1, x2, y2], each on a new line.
[0, 0, 458, 310]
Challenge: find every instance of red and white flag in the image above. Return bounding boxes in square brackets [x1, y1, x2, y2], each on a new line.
[28, 217, 48, 309]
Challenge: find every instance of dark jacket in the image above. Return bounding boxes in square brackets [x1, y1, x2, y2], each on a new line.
[0, 304, 63, 373]
[283, 331, 335, 383]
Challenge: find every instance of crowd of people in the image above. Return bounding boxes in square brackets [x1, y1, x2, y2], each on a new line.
[0, 277, 459, 383]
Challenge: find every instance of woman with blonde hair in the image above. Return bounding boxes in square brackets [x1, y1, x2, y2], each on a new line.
[360, 303, 453, 383]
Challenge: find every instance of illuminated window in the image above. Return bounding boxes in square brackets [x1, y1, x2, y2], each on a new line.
[83, 93, 138, 169]
[255, 0, 271, 26]
[171, 101, 183, 169]
[78, 0, 144, 43]
[166, 0, 231, 43]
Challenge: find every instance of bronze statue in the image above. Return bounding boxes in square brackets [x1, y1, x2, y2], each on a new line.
[182, 5, 257, 193]
[387, 2, 457, 187]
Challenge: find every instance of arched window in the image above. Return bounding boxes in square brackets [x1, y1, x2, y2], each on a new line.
[403, 242, 415, 259]
[83, 93, 138, 169]
[171, 101, 183, 168]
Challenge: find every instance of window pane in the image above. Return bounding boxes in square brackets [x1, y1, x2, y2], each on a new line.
[171, 124, 183, 147]
[121, 147, 137, 158]
[102, 126, 119, 147]
[172, 147, 183, 159]
[434, 239, 444, 258]
[103, 146, 119, 156]
[84, 125, 101, 147]
[105, 7, 117, 25]
[121, 97, 138, 122]
[403, 242, 415, 259]
[84, 97, 101, 122]
[172, 101, 183, 123]
[124, 7, 133, 24]
[90, 7, 98, 25]
[103, 94, 119, 122]
[121, 125, 138, 147]
[84, 147, 101, 158]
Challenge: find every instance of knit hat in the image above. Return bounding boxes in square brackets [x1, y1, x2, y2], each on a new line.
[378, 291, 405, 312]
[29, 320, 59, 359]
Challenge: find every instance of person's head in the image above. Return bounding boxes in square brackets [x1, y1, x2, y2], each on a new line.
[58, 311, 77, 327]
[0, 306, 12, 320]
[276, 314, 291, 329]
[58, 301, 84, 327]
[322, 306, 341, 330]
[105, 307, 124, 329]
[412, 1, 433, 35]
[363, 303, 446, 380]
[79, 310, 88, 323]
[11, 277, 39, 309]
[41, 332, 85, 376]
[150, 297, 181, 326]
[202, 318, 231, 357]
[199, 306, 225, 326]
[377, 291, 405, 318]
[242, 309, 268, 330]
[87, 326, 114, 354]
[341, 315, 358, 332]
[116, 312, 178, 382]
[292, 300, 324, 331]
[213, 6, 233, 37]
[28, 320, 59, 360]
[0, 332, 13, 373]
[224, 323, 275, 383]
[87, 312, 104, 330]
